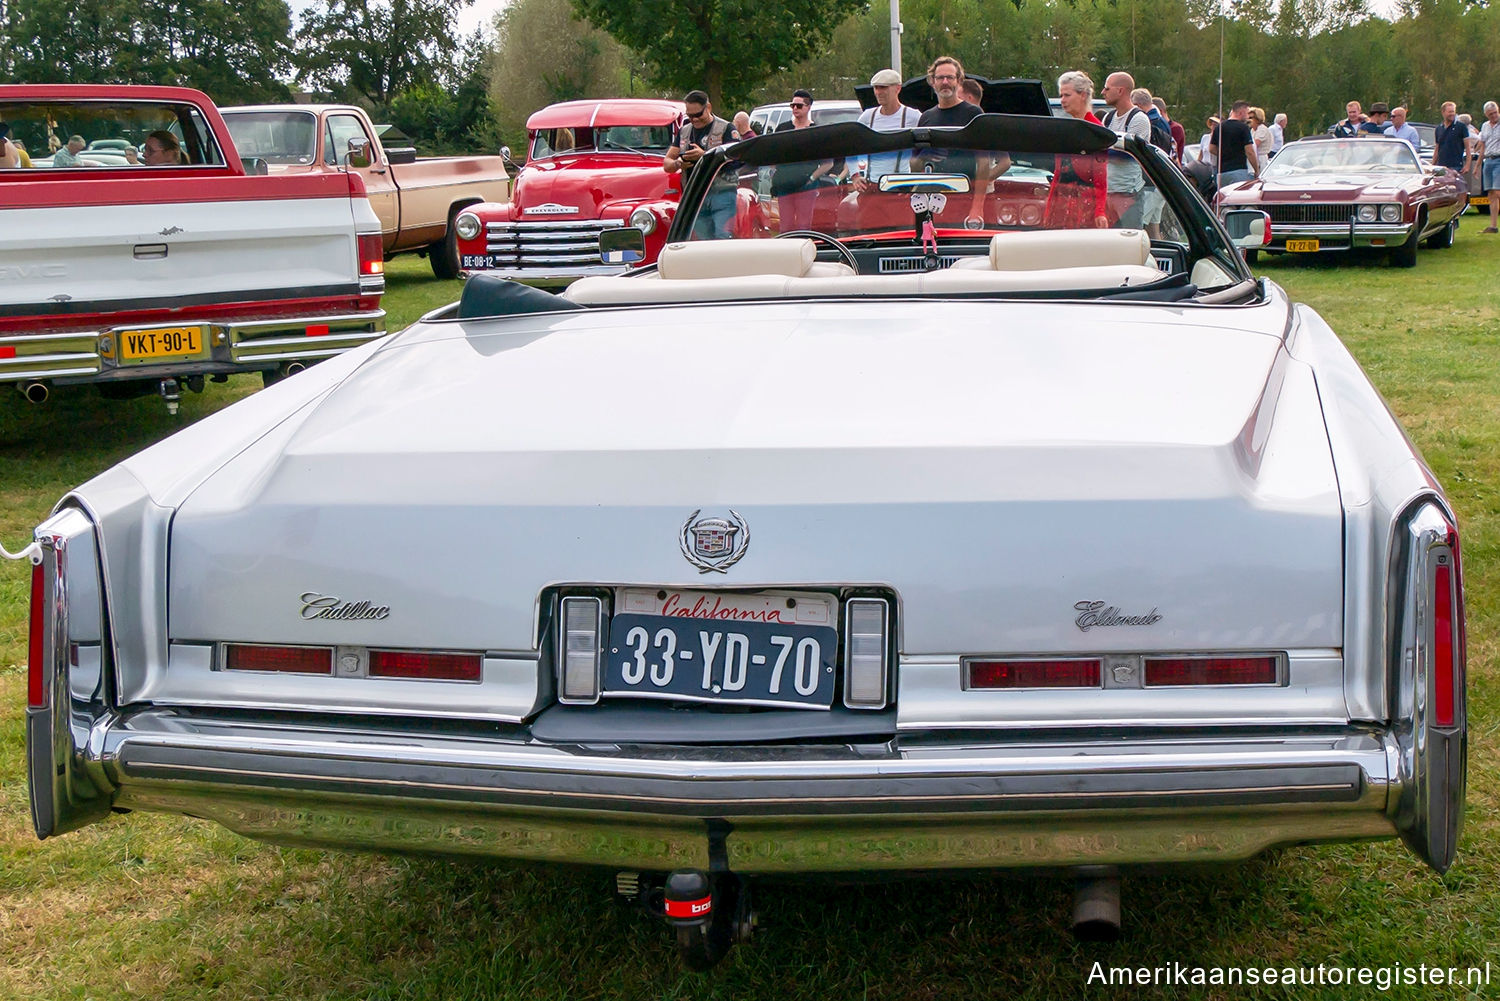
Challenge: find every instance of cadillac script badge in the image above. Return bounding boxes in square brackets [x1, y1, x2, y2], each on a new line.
[680, 510, 750, 574]
[1074, 600, 1162, 632]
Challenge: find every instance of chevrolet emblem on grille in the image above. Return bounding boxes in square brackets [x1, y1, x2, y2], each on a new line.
[527, 203, 579, 215]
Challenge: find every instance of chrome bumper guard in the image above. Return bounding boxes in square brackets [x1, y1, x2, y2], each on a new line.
[70, 710, 1408, 872]
[458, 263, 629, 288]
[1, 310, 387, 385]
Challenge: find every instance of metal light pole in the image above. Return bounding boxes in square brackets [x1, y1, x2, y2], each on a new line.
[889, 0, 902, 77]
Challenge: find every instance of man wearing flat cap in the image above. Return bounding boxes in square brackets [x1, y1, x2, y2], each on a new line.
[853, 68, 918, 181]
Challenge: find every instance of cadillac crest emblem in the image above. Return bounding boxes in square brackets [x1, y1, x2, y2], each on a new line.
[680, 509, 750, 574]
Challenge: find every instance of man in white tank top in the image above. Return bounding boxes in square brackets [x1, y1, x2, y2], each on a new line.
[852, 68, 917, 182]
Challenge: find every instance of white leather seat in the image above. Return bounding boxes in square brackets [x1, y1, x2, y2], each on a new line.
[951, 229, 1153, 271]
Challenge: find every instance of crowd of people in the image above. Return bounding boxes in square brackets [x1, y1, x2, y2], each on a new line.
[664, 59, 1242, 238]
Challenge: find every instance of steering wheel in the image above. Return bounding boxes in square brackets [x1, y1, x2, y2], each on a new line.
[776, 230, 861, 273]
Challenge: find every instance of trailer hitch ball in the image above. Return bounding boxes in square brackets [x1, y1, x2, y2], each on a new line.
[662, 868, 749, 971]
[158, 377, 181, 416]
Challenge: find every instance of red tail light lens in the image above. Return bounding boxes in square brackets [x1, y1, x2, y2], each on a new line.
[28, 560, 47, 708]
[368, 650, 482, 682]
[225, 644, 333, 674]
[1433, 561, 1456, 727]
[1143, 656, 1278, 687]
[358, 234, 384, 276]
[967, 659, 1101, 689]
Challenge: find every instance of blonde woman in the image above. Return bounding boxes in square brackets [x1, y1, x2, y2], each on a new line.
[1249, 108, 1274, 167]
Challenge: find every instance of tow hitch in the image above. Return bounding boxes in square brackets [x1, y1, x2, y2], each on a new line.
[617, 868, 756, 970]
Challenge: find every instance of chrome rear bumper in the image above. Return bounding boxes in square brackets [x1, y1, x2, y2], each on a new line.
[0, 309, 386, 385]
[65, 709, 1404, 872]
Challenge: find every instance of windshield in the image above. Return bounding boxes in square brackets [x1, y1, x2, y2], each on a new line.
[530, 125, 675, 158]
[1265, 139, 1420, 175]
[681, 122, 1189, 251]
[222, 111, 318, 164]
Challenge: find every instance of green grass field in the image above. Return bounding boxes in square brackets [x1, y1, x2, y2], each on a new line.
[1, 242, 1497, 999]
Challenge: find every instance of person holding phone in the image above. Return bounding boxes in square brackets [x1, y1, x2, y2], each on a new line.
[664, 90, 741, 239]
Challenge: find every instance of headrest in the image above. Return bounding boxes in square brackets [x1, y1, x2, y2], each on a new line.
[657, 238, 817, 279]
[989, 229, 1152, 271]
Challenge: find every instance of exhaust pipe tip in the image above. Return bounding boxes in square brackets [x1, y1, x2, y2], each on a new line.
[283, 361, 307, 377]
[1071, 867, 1122, 942]
[19, 381, 49, 404]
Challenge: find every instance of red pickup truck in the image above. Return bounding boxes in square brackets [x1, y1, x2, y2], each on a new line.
[0, 84, 387, 411]
[221, 104, 511, 279]
[454, 99, 685, 287]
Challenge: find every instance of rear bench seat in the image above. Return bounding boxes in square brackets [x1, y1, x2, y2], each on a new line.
[563, 230, 1165, 306]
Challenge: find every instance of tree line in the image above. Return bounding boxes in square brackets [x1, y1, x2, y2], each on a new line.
[4, 0, 1499, 156]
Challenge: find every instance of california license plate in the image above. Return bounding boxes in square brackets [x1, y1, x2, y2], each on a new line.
[460, 254, 497, 269]
[118, 325, 208, 363]
[1285, 239, 1320, 253]
[604, 588, 838, 709]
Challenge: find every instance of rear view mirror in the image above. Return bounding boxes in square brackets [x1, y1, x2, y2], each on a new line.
[1222, 209, 1271, 248]
[344, 137, 372, 169]
[599, 227, 646, 265]
[877, 173, 972, 194]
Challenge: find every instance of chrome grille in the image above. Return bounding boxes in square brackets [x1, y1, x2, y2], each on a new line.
[484, 219, 622, 269]
[1264, 204, 1357, 224]
[878, 254, 961, 273]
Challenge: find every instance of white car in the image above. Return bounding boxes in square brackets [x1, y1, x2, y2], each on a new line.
[25, 112, 1466, 968]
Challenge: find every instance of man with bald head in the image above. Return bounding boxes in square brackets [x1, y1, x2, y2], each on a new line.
[1097, 71, 1151, 228]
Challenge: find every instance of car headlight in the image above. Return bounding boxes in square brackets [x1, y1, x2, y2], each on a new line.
[1357, 205, 1378, 223]
[1381, 203, 1403, 223]
[454, 212, 482, 241]
[628, 207, 658, 235]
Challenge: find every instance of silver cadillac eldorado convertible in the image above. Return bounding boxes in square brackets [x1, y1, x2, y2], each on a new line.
[24, 113, 1465, 967]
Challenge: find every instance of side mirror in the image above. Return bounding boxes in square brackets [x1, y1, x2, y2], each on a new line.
[344, 137, 372, 169]
[1223, 209, 1271, 248]
[500, 145, 512, 161]
[599, 227, 646, 265]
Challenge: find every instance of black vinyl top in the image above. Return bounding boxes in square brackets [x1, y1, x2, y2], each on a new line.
[723, 114, 1118, 167]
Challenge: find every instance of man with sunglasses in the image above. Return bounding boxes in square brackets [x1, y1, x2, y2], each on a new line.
[665, 90, 742, 238]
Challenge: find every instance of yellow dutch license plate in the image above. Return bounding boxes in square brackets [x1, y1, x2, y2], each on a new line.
[118, 325, 208, 364]
[1285, 239, 1320, 253]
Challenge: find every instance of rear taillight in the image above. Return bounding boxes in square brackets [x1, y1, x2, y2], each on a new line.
[358, 234, 384, 276]
[225, 644, 333, 674]
[1143, 656, 1279, 687]
[368, 649, 482, 682]
[843, 598, 889, 709]
[28, 559, 46, 708]
[1433, 548, 1460, 727]
[967, 658, 1102, 689]
[558, 596, 604, 704]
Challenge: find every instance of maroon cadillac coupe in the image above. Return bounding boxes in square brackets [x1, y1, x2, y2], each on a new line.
[1217, 135, 1467, 267]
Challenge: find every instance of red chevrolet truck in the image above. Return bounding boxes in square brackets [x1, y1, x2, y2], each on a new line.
[454, 99, 685, 287]
[0, 85, 386, 411]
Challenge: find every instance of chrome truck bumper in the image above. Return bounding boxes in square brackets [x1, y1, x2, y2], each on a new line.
[0, 309, 386, 386]
[39, 707, 1409, 873]
[1268, 222, 1414, 251]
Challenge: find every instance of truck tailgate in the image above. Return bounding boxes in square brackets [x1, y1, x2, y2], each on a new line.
[0, 175, 365, 317]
